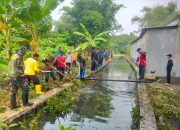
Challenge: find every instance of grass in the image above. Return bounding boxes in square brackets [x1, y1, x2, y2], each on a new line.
[146, 84, 180, 130]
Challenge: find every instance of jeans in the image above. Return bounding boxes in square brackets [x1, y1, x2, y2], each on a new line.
[57, 67, 65, 81]
[167, 67, 172, 84]
[45, 71, 56, 82]
[139, 65, 145, 80]
[80, 70, 85, 79]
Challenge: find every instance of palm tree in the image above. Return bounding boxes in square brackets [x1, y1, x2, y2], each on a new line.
[18, 0, 64, 53]
[73, 23, 109, 52]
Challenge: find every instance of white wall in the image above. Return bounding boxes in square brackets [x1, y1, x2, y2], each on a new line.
[148, 29, 177, 77]
[130, 32, 148, 61]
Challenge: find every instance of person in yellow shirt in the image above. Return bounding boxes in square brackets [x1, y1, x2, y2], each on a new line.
[24, 53, 44, 94]
[72, 50, 76, 67]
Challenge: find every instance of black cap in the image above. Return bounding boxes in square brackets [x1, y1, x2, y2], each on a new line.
[137, 48, 141, 52]
[166, 54, 172, 57]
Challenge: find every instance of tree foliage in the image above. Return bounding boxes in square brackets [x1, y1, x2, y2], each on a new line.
[109, 33, 136, 55]
[131, 2, 180, 28]
[73, 24, 109, 52]
[55, 0, 123, 46]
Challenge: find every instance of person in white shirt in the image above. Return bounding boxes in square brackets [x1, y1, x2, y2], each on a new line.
[66, 50, 72, 74]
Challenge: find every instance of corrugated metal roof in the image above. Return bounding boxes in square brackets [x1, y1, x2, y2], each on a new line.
[131, 25, 178, 44]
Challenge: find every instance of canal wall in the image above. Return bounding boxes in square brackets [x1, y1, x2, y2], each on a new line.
[0, 59, 112, 124]
[122, 55, 157, 130]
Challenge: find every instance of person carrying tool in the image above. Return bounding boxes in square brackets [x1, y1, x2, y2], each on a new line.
[7, 47, 33, 109]
[166, 54, 173, 85]
[56, 52, 66, 81]
[66, 50, 72, 74]
[42, 52, 57, 82]
[77, 52, 86, 79]
[24, 53, 44, 94]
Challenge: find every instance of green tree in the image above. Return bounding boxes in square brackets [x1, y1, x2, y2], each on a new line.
[131, 2, 180, 28]
[73, 24, 109, 52]
[109, 33, 136, 55]
[55, 0, 123, 46]
[0, 0, 28, 60]
[18, 0, 64, 53]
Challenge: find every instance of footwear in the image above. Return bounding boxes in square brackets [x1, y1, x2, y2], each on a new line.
[165, 83, 170, 86]
[35, 85, 44, 95]
[24, 102, 33, 106]
[11, 93, 21, 110]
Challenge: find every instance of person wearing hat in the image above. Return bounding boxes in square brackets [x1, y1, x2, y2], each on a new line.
[166, 54, 173, 85]
[7, 47, 33, 109]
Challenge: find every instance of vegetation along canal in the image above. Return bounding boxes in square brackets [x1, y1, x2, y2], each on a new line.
[14, 58, 137, 130]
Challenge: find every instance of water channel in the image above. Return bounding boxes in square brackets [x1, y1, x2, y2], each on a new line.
[35, 59, 137, 130]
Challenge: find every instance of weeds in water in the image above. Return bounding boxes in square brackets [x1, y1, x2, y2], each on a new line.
[0, 119, 18, 130]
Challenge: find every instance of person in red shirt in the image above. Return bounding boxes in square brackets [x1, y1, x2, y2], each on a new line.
[56, 52, 66, 81]
[137, 49, 146, 80]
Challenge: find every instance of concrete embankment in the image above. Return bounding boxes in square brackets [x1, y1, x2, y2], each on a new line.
[0, 59, 112, 124]
[122, 56, 157, 130]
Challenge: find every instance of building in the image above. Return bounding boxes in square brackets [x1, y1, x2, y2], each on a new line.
[130, 15, 180, 77]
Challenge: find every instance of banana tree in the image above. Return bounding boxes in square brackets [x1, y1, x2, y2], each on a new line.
[73, 23, 109, 56]
[0, 0, 28, 60]
[18, 0, 64, 53]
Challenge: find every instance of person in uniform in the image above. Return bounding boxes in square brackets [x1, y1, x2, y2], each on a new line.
[8, 47, 33, 109]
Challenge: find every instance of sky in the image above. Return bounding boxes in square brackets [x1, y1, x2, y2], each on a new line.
[51, 0, 180, 34]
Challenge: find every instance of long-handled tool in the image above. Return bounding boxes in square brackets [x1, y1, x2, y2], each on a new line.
[81, 78, 152, 83]
[44, 62, 74, 82]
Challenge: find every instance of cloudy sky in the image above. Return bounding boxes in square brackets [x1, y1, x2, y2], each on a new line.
[51, 0, 180, 34]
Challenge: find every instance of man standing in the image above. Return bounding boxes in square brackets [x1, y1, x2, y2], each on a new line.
[43, 52, 57, 82]
[99, 49, 105, 66]
[166, 54, 173, 85]
[137, 48, 146, 80]
[55, 47, 62, 57]
[8, 47, 33, 109]
[24, 53, 44, 94]
[66, 50, 72, 74]
[77, 52, 86, 79]
[56, 52, 66, 81]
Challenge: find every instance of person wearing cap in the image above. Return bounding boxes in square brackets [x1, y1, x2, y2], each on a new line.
[24, 53, 44, 94]
[7, 47, 33, 109]
[66, 50, 72, 74]
[166, 54, 173, 85]
[43, 52, 57, 82]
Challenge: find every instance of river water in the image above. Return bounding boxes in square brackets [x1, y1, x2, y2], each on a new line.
[36, 59, 137, 130]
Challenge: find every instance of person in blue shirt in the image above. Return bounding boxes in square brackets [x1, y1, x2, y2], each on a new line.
[99, 49, 105, 66]
[55, 47, 62, 56]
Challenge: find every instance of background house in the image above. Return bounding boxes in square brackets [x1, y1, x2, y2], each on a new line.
[130, 15, 180, 77]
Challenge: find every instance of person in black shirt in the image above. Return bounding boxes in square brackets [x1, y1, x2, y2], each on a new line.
[166, 54, 173, 85]
[77, 52, 86, 79]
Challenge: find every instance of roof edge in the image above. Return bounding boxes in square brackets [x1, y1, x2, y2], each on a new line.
[131, 25, 178, 44]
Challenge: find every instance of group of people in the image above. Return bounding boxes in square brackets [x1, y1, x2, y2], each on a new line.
[136, 48, 173, 85]
[7, 47, 87, 109]
[91, 48, 112, 71]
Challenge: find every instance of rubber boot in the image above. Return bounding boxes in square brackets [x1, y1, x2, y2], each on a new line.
[35, 85, 44, 95]
[25, 93, 33, 106]
[11, 93, 20, 110]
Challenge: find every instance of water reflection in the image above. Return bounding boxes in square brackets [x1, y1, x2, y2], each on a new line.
[38, 59, 137, 130]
